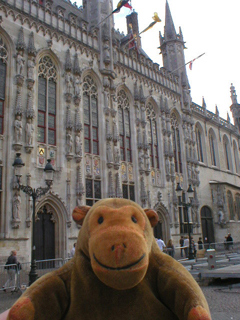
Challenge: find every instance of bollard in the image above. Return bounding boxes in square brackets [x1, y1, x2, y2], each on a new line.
[207, 249, 216, 270]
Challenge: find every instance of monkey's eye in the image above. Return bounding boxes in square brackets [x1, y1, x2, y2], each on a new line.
[131, 216, 137, 223]
[98, 216, 104, 224]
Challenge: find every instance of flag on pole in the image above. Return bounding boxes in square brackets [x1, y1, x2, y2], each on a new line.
[139, 12, 161, 35]
[188, 53, 205, 70]
[112, 0, 132, 14]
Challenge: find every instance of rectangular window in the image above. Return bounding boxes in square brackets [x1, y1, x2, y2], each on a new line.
[38, 112, 45, 143]
[86, 179, 101, 205]
[0, 101, 3, 135]
[122, 184, 135, 201]
[38, 77, 46, 143]
[0, 166, 2, 190]
[0, 61, 6, 134]
[48, 80, 56, 145]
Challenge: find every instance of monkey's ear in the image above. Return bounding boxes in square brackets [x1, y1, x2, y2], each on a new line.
[72, 206, 91, 225]
[144, 209, 159, 227]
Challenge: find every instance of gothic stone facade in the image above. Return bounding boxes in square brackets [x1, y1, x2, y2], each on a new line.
[0, 0, 239, 262]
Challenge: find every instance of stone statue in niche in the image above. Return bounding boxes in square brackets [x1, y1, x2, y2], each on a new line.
[27, 58, 35, 79]
[16, 52, 25, 76]
[165, 157, 170, 175]
[138, 150, 144, 170]
[114, 146, 120, 164]
[66, 132, 73, 154]
[218, 209, 225, 224]
[65, 72, 72, 94]
[75, 132, 82, 156]
[187, 163, 192, 179]
[106, 142, 113, 163]
[14, 115, 23, 143]
[170, 161, 175, 175]
[74, 75, 81, 96]
[25, 118, 34, 145]
[145, 154, 151, 171]
[103, 41, 110, 64]
[12, 191, 21, 220]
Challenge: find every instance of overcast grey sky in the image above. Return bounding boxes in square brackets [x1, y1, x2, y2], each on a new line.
[78, 0, 240, 121]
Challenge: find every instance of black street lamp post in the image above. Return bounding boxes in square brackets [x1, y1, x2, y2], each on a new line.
[176, 183, 195, 260]
[13, 153, 54, 286]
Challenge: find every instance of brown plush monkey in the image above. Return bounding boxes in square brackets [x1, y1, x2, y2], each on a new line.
[7, 198, 211, 320]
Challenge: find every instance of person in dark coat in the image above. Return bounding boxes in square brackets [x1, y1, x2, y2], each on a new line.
[3, 250, 18, 292]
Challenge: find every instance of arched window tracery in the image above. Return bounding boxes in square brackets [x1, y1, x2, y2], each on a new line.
[146, 102, 159, 169]
[37, 56, 57, 145]
[171, 113, 182, 173]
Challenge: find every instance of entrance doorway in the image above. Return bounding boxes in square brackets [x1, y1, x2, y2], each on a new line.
[35, 205, 55, 261]
[200, 206, 215, 248]
[154, 221, 163, 240]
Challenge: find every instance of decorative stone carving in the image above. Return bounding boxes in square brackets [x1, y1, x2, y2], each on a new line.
[106, 142, 113, 166]
[27, 57, 35, 80]
[66, 132, 73, 154]
[25, 118, 34, 146]
[75, 132, 82, 157]
[73, 75, 81, 96]
[16, 27, 26, 52]
[114, 146, 120, 167]
[14, 115, 23, 143]
[12, 191, 21, 228]
[27, 32, 36, 57]
[108, 171, 115, 198]
[65, 72, 73, 95]
[16, 52, 25, 76]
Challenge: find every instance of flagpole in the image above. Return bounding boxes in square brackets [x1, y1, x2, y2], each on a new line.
[169, 53, 205, 75]
[91, 12, 113, 31]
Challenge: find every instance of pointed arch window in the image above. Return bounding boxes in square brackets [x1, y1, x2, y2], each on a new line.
[37, 56, 57, 145]
[196, 126, 204, 162]
[209, 132, 216, 166]
[227, 190, 235, 220]
[146, 103, 159, 169]
[117, 90, 132, 162]
[223, 137, 230, 170]
[235, 193, 240, 220]
[83, 75, 99, 155]
[171, 114, 182, 173]
[233, 141, 239, 174]
[0, 37, 8, 135]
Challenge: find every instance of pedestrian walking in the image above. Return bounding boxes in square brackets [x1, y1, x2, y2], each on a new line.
[3, 250, 19, 292]
[70, 243, 76, 257]
[166, 239, 175, 258]
[184, 236, 189, 258]
[197, 237, 203, 250]
[156, 238, 166, 252]
[179, 236, 184, 257]
[226, 233, 233, 250]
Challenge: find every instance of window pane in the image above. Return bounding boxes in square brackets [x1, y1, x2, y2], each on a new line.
[120, 149, 124, 161]
[83, 95, 90, 125]
[48, 80, 56, 115]
[92, 97, 98, 127]
[126, 138, 130, 149]
[0, 101, 3, 116]
[118, 108, 124, 135]
[48, 114, 55, 129]
[122, 184, 128, 199]
[84, 140, 90, 153]
[38, 77, 46, 112]
[86, 179, 93, 198]
[0, 118, 2, 134]
[127, 150, 131, 162]
[94, 181, 101, 199]
[38, 127, 45, 143]
[92, 127, 98, 140]
[120, 136, 124, 148]
[124, 109, 130, 137]
[153, 121, 157, 144]
[0, 62, 6, 99]
[38, 112, 45, 127]
[93, 141, 98, 155]
[84, 125, 90, 138]
[129, 185, 135, 201]
[86, 199, 93, 206]
[48, 129, 55, 145]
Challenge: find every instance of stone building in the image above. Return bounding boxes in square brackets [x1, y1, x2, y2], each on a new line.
[0, 0, 239, 262]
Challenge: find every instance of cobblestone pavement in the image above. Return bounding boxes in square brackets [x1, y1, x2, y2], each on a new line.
[1, 281, 240, 319]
